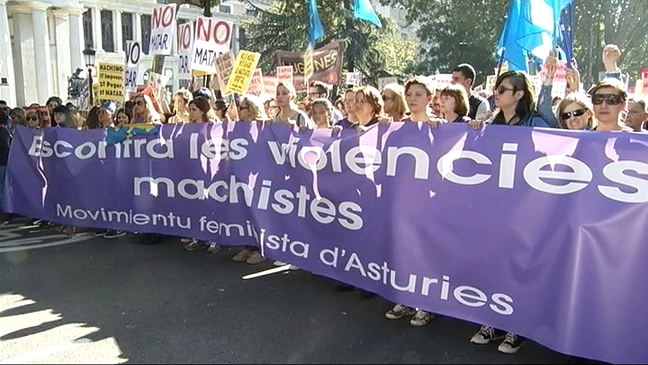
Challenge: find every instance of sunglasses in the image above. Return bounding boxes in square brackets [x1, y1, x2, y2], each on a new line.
[495, 86, 516, 95]
[591, 93, 624, 106]
[26, 116, 39, 122]
[382, 95, 393, 101]
[560, 108, 586, 120]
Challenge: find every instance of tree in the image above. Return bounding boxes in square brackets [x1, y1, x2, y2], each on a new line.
[379, 0, 508, 85]
[571, 0, 648, 87]
[169, 0, 221, 16]
[242, 0, 417, 86]
[381, 0, 648, 88]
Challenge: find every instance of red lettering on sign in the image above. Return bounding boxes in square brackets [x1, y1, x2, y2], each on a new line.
[152, 4, 175, 29]
[195, 17, 231, 45]
[179, 23, 192, 51]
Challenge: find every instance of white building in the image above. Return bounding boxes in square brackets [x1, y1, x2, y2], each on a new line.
[0, 0, 253, 107]
[372, 1, 418, 42]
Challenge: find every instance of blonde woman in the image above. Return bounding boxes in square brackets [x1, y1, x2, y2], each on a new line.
[237, 94, 269, 122]
[24, 108, 43, 128]
[168, 89, 192, 124]
[381, 83, 408, 121]
[132, 94, 162, 124]
[9, 108, 26, 127]
[554, 93, 595, 130]
[274, 82, 314, 129]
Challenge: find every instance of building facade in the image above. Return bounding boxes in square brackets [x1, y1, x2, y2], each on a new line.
[0, 0, 250, 107]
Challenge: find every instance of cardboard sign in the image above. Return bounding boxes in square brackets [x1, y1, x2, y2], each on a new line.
[226, 51, 260, 94]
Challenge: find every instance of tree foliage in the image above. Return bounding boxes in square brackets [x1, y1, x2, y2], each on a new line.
[241, 0, 417, 86]
[380, 0, 648, 87]
[379, 0, 508, 85]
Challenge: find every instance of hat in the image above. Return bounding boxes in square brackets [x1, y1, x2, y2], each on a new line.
[587, 78, 627, 99]
[193, 87, 213, 100]
[100, 101, 117, 114]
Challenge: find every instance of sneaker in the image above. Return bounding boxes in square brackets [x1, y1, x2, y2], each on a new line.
[385, 304, 416, 319]
[273, 260, 287, 266]
[103, 230, 126, 239]
[94, 229, 110, 237]
[180, 238, 192, 243]
[470, 325, 505, 345]
[498, 332, 524, 354]
[206, 241, 222, 253]
[409, 310, 433, 326]
[233, 249, 253, 262]
[184, 239, 208, 251]
[246, 251, 266, 264]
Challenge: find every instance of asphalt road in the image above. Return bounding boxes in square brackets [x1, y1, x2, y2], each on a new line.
[0, 220, 572, 364]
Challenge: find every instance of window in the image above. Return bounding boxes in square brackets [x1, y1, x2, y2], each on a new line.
[141, 14, 151, 54]
[218, 5, 231, 14]
[101, 10, 114, 52]
[121, 12, 134, 51]
[82, 9, 93, 48]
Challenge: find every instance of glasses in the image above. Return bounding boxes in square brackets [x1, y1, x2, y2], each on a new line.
[26, 116, 39, 122]
[560, 108, 586, 120]
[591, 93, 624, 106]
[495, 86, 516, 95]
[134, 100, 145, 106]
[382, 95, 393, 101]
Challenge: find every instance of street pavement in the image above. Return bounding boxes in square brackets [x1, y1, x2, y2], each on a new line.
[0, 220, 572, 364]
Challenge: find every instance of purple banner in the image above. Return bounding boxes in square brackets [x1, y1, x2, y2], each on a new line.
[7, 122, 648, 363]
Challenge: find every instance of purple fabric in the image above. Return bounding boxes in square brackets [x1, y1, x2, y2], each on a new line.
[6, 122, 648, 364]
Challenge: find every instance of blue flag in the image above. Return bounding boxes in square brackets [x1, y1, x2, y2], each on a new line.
[308, 0, 325, 46]
[497, 0, 573, 72]
[353, 0, 382, 27]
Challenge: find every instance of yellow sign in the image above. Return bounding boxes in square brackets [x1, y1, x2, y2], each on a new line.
[226, 51, 261, 94]
[304, 46, 313, 82]
[97, 62, 124, 103]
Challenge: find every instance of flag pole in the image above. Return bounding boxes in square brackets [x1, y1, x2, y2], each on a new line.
[496, 0, 514, 78]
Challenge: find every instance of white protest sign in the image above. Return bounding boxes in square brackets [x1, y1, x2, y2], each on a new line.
[213, 51, 235, 96]
[378, 76, 397, 91]
[345, 71, 362, 86]
[540, 61, 567, 98]
[124, 41, 141, 92]
[247, 68, 264, 96]
[177, 22, 193, 80]
[276, 66, 293, 85]
[149, 4, 177, 56]
[262, 76, 277, 97]
[192, 17, 232, 73]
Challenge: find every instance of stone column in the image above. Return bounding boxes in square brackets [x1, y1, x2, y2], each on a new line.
[133, 13, 142, 43]
[51, 8, 71, 99]
[91, 7, 102, 51]
[67, 6, 85, 75]
[31, 1, 54, 103]
[114, 10, 123, 53]
[8, 3, 34, 105]
[0, 0, 16, 106]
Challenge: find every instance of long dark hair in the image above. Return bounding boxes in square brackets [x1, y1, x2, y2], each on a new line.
[492, 71, 537, 124]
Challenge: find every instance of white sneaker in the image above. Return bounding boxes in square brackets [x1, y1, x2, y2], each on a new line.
[273, 260, 287, 266]
[409, 310, 433, 326]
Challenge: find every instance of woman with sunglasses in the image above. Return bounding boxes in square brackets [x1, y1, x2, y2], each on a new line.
[554, 94, 596, 130]
[381, 83, 408, 121]
[588, 78, 632, 132]
[469, 71, 550, 355]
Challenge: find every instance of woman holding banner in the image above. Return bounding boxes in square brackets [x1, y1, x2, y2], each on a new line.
[168, 89, 192, 124]
[467, 70, 550, 354]
[274, 82, 314, 129]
